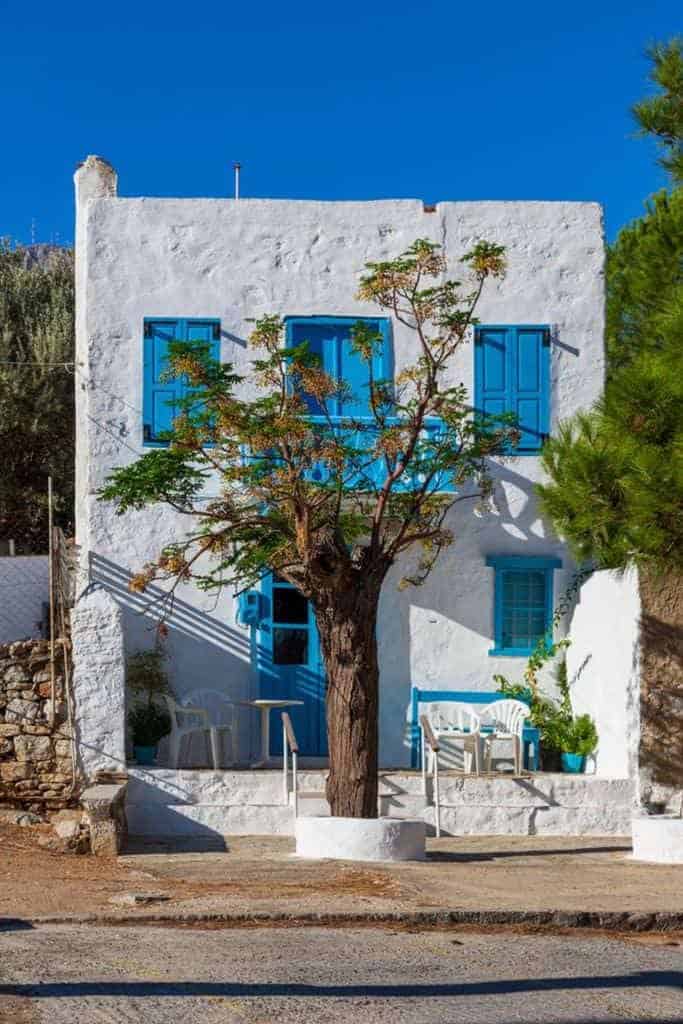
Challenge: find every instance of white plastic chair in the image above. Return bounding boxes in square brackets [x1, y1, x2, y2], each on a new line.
[480, 699, 528, 775]
[422, 702, 482, 783]
[163, 694, 220, 769]
[186, 688, 240, 767]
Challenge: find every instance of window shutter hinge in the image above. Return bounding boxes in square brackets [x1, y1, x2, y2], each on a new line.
[143, 424, 152, 442]
[212, 322, 221, 341]
[542, 328, 551, 347]
[144, 322, 153, 338]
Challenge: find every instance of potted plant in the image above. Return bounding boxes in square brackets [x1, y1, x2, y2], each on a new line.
[557, 714, 598, 773]
[126, 648, 172, 765]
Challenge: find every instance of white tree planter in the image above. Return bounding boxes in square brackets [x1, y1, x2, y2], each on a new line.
[295, 816, 426, 862]
[632, 815, 683, 863]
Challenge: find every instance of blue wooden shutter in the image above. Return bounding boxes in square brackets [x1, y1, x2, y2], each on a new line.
[512, 328, 549, 452]
[287, 320, 340, 416]
[143, 319, 183, 442]
[183, 319, 220, 403]
[474, 326, 550, 453]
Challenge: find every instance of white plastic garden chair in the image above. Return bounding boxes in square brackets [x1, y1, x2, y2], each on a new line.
[163, 694, 220, 769]
[186, 688, 240, 767]
[480, 698, 528, 775]
[421, 702, 482, 786]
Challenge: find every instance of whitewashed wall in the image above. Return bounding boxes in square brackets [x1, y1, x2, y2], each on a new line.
[567, 568, 641, 780]
[0, 557, 48, 644]
[73, 156, 605, 769]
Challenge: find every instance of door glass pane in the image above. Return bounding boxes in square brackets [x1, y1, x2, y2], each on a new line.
[273, 587, 308, 624]
[273, 628, 308, 665]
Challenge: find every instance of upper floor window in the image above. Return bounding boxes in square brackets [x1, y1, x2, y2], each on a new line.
[143, 318, 220, 445]
[486, 555, 561, 656]
[285, 316, 392, 419]
[474, 325, 550, 453]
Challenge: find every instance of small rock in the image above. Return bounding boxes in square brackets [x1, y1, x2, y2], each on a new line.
[109, 892, 171, 906]
[17, 812, 43, 827]
[53, 819, 80, 839]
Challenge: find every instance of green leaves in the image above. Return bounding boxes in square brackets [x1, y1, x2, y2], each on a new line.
[99, 449, 208, 514]
[632, 37, 683, 185]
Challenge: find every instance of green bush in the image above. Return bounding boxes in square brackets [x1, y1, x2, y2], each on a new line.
[555, 713, 599, 756]
[128, 703, 171, 747]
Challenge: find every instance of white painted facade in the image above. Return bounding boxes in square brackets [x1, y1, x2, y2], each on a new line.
[73, 155, 622, 806]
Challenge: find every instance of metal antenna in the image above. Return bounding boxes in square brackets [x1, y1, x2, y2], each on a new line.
[233, 162, 242, 200]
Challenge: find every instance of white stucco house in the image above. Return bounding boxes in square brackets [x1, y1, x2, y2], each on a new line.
[71, 155, 641, 838]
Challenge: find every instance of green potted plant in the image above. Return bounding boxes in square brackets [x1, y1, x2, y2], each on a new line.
[557, 714, 598, 774]
[126, 648, 172, 765]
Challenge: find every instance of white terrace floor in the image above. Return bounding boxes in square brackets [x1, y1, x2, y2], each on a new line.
[126, 768, 634, 840]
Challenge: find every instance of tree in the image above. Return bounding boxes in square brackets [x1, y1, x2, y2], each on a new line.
[0, 242, 75, 551]
[537, 38, 683, 572]
[101, 238, 510, 817]
[632, 37, 683, 186]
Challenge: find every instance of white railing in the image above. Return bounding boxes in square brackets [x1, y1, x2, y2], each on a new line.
[282, 712, 299, 816]
[420, 713, 441, 838]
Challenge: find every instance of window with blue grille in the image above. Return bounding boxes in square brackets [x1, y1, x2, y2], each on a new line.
[486, 555, 562, 656]
[284, 316, 392, 419]
[143, 318, 220, 445]
[474, 325, 551, 453]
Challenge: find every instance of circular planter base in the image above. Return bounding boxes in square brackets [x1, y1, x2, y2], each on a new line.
[295, 816, 426, 862]
[632, 815, 683, 863]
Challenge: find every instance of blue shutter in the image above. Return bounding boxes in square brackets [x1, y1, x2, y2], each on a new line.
[183, 319, 220, 404]
[513, 328, 549, 452]
[474, 326, 550, 454]
[287, 320, 340, 416]
[143, 320, 183, 442]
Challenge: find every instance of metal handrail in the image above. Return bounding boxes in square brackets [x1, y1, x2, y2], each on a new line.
[420, 713, 441, 838]
[282, 712, 299, 815]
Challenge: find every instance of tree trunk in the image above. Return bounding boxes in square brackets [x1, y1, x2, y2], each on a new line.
[314, 580, 382, 818]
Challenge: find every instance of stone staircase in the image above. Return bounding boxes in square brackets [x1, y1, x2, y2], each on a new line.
[125, 768, 634, 840]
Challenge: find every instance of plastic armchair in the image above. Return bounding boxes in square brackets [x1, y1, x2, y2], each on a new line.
[480, 698, 528, 775]
[163, 694, 220, 769]
[186, 688, 240, 767]
[421, 701, 482, 781]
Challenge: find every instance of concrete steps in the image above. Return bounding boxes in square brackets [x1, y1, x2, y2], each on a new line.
[125, 768, 634, 839]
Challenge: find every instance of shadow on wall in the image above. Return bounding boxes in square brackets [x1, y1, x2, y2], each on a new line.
[377, 459, 579, 767]
[639, 569, 683, 790]
[89, 554, 254, 758]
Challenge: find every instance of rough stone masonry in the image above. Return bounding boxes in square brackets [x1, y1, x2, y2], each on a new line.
[0, 638, 76, 809]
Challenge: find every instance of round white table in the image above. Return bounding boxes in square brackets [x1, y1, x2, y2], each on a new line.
[244, 699, 304, 767]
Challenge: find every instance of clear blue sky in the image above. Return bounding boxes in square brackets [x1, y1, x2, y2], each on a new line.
[0, 0, 679, 247]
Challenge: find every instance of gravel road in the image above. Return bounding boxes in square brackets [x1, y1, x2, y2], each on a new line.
[1, 924, 682, 1023]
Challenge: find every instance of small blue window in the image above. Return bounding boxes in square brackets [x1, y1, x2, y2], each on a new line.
[474, 325, 550, 453]
[284, 316, 392, 419]
[486, 555, 561, 656]
[143, 318, 220, 445]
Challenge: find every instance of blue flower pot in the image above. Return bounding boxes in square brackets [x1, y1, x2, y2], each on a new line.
[134, 745, 157, 765]
[561, 752, 586, 774]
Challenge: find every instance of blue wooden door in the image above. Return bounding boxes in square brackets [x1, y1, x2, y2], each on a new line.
[256, 574, 327, 757]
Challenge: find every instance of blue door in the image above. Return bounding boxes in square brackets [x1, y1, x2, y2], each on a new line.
[256, 574, 327, 757]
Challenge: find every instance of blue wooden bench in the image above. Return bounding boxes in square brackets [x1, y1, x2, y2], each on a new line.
[410, 687, 540, 771]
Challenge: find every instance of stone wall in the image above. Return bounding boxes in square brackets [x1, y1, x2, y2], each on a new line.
[638, 568, 683, 803]
[0, 638, 76, 809]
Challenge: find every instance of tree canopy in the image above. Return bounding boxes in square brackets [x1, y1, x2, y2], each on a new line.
[0, 242, 74, 552]
[538, 38, 683, 573]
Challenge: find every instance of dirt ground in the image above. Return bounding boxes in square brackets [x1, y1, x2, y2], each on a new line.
[2, 821, 683, 925]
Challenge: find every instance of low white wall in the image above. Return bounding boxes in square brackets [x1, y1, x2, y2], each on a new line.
[0, 556, 48, 643]
[567, 568, 640, 780]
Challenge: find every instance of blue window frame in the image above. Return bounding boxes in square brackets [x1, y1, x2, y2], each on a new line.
[143, 318, 220, 445]
[284, 316, 392, 419]
[474, 325, 550, 453]
[486, 555, 562, 656]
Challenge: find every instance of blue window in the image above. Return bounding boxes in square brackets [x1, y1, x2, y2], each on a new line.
[285, 316, 392, 419]
[143, 318, 220, 444]
[474, 325, 550, 453]
[486, 555, 562, 656]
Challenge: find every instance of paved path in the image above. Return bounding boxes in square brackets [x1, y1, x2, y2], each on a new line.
[1, 924, 682, 1023]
